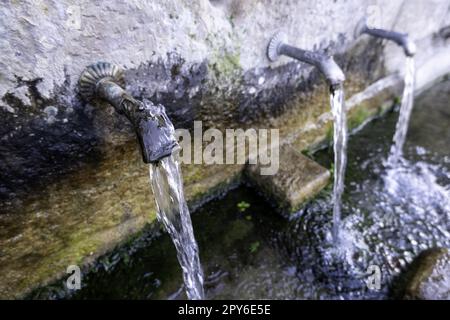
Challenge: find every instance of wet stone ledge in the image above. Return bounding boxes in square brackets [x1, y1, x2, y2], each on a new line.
[246, 145, 331, 214]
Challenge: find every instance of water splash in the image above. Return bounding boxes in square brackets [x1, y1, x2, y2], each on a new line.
[330, 87, 348, 242]
[282, 152, 450, 299]
[149, 154, 205, 300]
[387, 57, 416, 164]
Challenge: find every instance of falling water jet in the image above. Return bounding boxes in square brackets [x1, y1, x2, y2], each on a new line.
[149, 151, 205, 300]
[78, 62, 205, 300]
[330, 86, 348, 243]
[387, 57, 416, 164]
[267, 32, 347, 243]
[354, 18, 417, 165]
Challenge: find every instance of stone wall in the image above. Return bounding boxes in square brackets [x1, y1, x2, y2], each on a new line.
[0, 0, 449, 298]
[1, 0, 449, 200]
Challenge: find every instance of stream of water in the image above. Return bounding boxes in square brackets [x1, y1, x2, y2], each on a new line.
[149, 155, 205, 300]
[330, 87, 348, 242]
[331, 56, 415, 243]
[387, 57, 416, 164]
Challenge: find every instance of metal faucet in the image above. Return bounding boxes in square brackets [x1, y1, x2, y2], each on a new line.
[355, 18, 417, 57]
[79, 62, 178, 163]
[267, 32, 346, 90]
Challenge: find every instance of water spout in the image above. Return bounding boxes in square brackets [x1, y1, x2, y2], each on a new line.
[354, 20, 418, 164]
[79, 62, 178, 163]
[79, 62, 205, 300]
[355, 19, 416, 57]
[267, 33, 347, 243]
[267, 32, 346, 90]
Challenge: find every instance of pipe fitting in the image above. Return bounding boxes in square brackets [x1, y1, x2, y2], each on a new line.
[79, 62, 178, 164]
[267, 32, 346, 89]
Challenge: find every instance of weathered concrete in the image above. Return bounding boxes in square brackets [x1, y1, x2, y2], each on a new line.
[246, 145, 330, 213]
[0, 0, 449, 298]
[1, 1, 449, 202]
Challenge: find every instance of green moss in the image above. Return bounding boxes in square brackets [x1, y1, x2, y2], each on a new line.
[182, 166, 201, 185]
[249, 241, 260, 253]
[348, 105, 372, 130]
[325, 123, 334, 142]
[329, 163, 335, 176]
[301, 149, 314, 158]
[237, 201, 251, 212]
[210, 52, 242, 78]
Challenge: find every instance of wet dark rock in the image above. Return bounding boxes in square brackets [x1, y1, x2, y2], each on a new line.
[397, 248, 450, 300]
